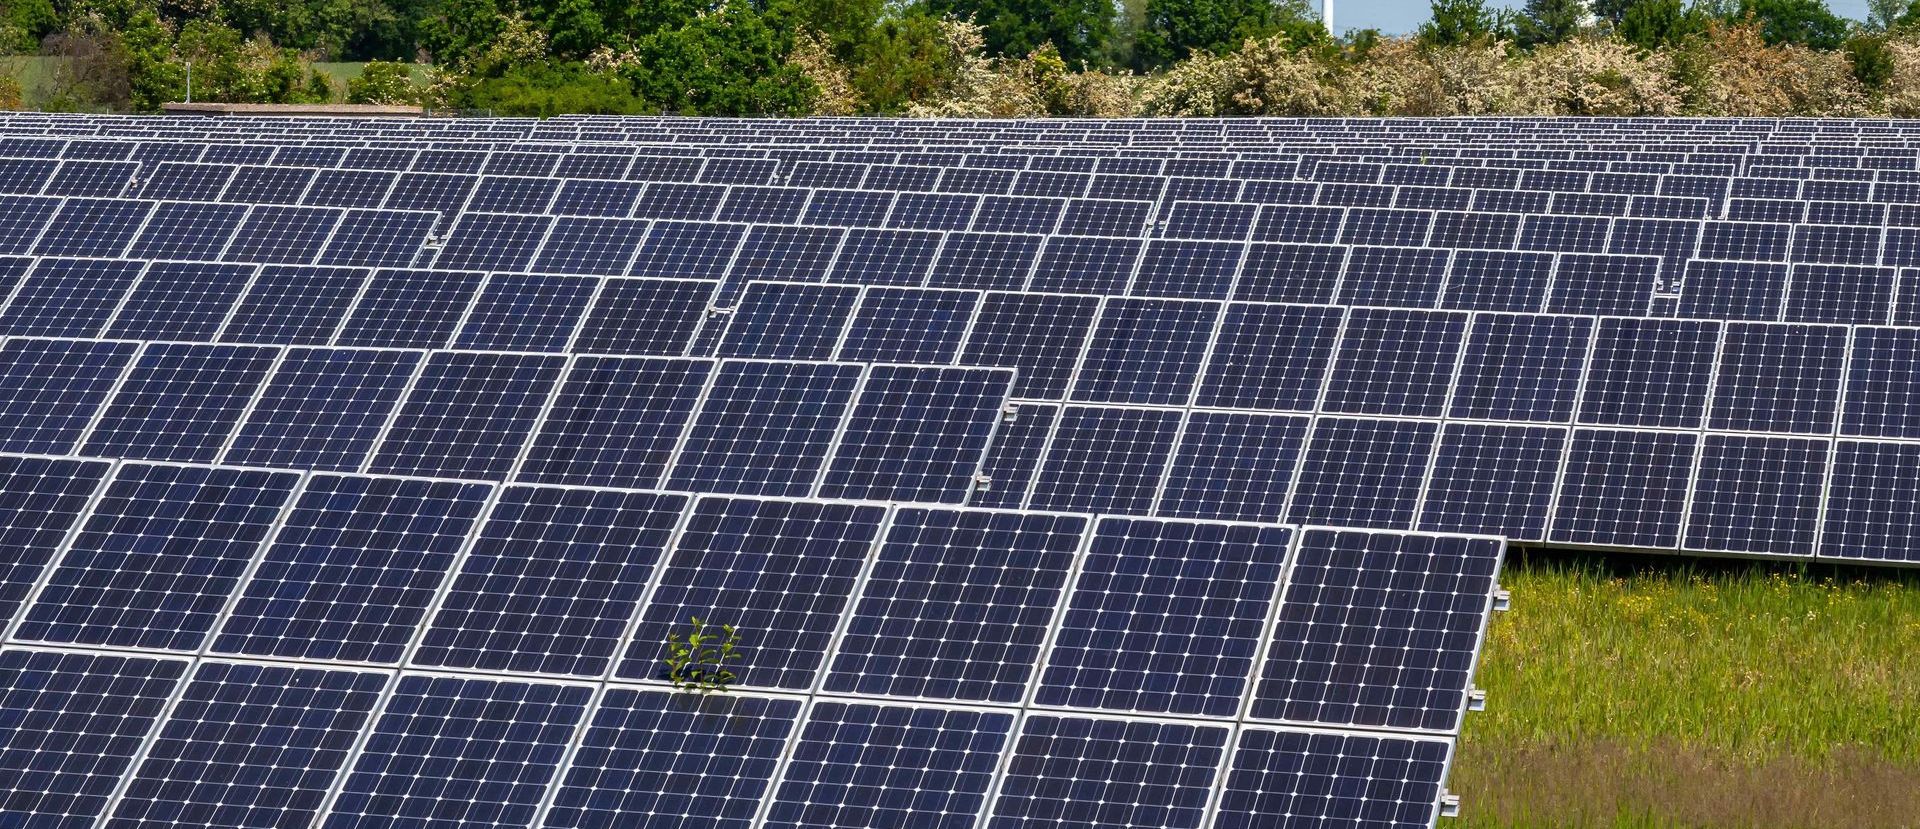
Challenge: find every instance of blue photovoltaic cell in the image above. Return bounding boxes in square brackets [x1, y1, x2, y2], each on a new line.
[571, 277, 718, 356]
[1288, 417, 1438, 530]
[629, 221, 744, 279]
[434, 213, 552, 272]
[1685, 434, 1826, 556]
[960, 292, 1101, 399]
[825, 508, 1085, 703]
[219, 265, 370, 346]
[1823, 440, 1920, 562]
[827, 228, 940, 286]
[1214, 729, 1449, 829]
[618, 497, 885, 690]
[1235, 243, 1346, 304]
[368, 351, 567, 480]
[1071, 298, 1221, 406]
[1578, 318, 1719, 429]
[333, 268, 485, 349]
[452, 273, 599, 352]
[104, 262, 256, 340]
[1028, 236, 1140, 295]
[727, 225, 841, 288]
[33, 198, 150, 257]
[0, 258, 147, 337]
[1440, 250, 1555, 313]
[1321, 308, 1467, 418]
[1254, 528, 1501, 732]
[970, 403, 1058, 510]
[1039, 517, 1289, 717]
[1156, 412, 1310, 523]
[1785, 263, 1896, 325]
[1027, 405, 1182, 516]
[210, 474, 490, 664]
[1448, 313, 1592, 422]
[222, 205, 343, 264]
[987, 715, 1226, 829]
[223, 347, 424, 472]
[0, 196, 59, 254]
[531, 217, 649, 276]
[1420, 424, 1566, 540]
[517, 355, 710, 488]
[107, 663, 388, 829]
[838, 287, 978, 363]
[362, 203, 468, 260]
[666, 360, 863, 497]
[1708, 323, 1846, 434]
[413, 486, 685, 677]
[0, 649, 187, 829]
[544, 690, 801, 829]
[1552, 428, 1698, 549]
[82, 343, 279, 464]
[1844, 327, 1920, 438]
[820, 365, 1012, 503]
[125, 202, 246, 261]
[323, 675, 590, 829]
[1130, 240, 1244, 299]
[1677, 260, 1789, 322]
[1336, 246, 1451, 308]
[928, 233, 1042, 291]
[0, 457, 111, 634]
[15, 463, 299, 651]
[717, 282, 861, 360]
[0, 338, 138, 454]
[1194, 303, 1341, 411]
[1546, 253, 1658, 317]
[766, 701, 1012, 829]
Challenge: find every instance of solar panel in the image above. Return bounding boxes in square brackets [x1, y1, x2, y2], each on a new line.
[110, 662, 388, 828]
[0, 649, 188, 826]
[617, 496, 883, 689]
[987, 715, 1226, 829]
[80, 342, 279, 463]
[367, 351, 566, 479]
[210, 474, 490, 663]
[14, 463, 299, 650]
[323, 675, 591, 828]
[765, 701, 1012, 829]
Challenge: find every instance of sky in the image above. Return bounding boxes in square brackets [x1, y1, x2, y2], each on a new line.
[1335, 0, 1873, 34]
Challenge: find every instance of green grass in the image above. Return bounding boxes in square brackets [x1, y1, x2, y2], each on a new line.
[1453, 551, 1920, 828]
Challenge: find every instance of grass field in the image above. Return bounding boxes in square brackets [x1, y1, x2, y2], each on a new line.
[1454, 551, 1920, 828]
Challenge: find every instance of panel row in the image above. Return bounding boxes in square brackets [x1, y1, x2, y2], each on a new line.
[0, 199, 432, 265]
[0, 341, 1010, 501]
[0, 646, 1459, 829]
[0, 458, 1501, 728]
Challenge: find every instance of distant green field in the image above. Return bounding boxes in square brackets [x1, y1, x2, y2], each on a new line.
[1454, 552, 1920, 828]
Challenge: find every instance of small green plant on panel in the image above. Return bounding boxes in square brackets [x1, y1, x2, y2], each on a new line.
[662, 616, 741, 694]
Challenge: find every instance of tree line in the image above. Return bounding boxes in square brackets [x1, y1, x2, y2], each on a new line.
[2, 0, 1918, 115]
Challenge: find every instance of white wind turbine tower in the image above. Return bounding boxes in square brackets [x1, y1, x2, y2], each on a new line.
[1322, 0, 1334, 34]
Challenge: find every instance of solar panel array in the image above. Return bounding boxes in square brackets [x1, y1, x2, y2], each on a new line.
[12, 111, 1920, 827]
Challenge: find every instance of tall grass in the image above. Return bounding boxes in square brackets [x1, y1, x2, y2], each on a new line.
[1453, 552, 1920, 828]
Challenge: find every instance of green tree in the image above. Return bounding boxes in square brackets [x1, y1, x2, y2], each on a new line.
[1133, 0, 1324, 70]
[622, 1, 816, 115]
[1617, 0, 1706, 48]
[457, 61, 650, 113]
[3, 0, 58, 47]
[1736, 0, 1847, 48]
[1864, 0, 1909, 29]
[347, 58, 416, 102]
[1513, 0, 1585, 46]
[1589, 0, 1635, 23]
[851, 12, 962, 113]
[1846, 34, 1895, 90]
[925, 0, 1116, 66]
[415, 0, 501, 66]
[1418, 0, 1507, 46]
